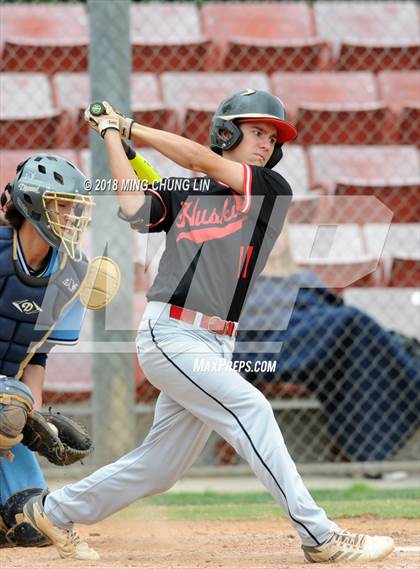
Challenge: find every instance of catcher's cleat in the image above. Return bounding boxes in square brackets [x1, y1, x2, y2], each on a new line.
[302, 528, 394, 563]
[23, 493, 99, 560]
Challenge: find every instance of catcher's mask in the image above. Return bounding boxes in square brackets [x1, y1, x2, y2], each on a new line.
[6, 154, 94, 261]
[210, 89, 297, 169]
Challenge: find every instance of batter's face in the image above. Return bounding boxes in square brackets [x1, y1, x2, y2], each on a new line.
[223, 122, 278, 167]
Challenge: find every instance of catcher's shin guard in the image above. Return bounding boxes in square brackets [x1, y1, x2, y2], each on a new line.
[2, 488, 51, 547]
[0, 507, 13, 548]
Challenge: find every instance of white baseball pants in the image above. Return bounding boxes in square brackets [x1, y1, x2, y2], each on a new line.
[44, 301, 337, 546]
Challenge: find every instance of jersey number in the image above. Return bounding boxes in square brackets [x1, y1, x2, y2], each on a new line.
[237, 245, 254, 279]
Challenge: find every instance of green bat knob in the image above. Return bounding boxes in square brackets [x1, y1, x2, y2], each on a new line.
[89, 102, 106, 116]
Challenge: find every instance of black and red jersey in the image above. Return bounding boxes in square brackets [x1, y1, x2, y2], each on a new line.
[128, 164, 292, 322]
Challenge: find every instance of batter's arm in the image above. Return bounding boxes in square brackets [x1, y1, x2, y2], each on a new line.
[103, 130, 147, 217]
[129, 124, 245, 195]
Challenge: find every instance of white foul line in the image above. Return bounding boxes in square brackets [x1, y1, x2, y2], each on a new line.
[395, 546, 420, 553]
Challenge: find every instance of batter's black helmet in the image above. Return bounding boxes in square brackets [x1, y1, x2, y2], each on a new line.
[210, 89, 297, 169]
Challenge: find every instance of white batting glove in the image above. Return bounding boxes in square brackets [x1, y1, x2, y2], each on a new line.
[84, 101, 134, 139]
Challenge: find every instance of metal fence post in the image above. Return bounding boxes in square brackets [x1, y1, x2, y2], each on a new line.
[88, 0, 136, 464]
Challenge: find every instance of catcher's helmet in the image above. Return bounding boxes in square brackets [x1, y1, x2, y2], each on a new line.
[210, 89, 297, 169]
[6, 154, 93, 261]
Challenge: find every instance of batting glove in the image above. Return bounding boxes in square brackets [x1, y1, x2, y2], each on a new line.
[84, 101, 134, 139]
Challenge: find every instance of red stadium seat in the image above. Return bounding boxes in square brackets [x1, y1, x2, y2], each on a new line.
[289, 223, 367, 259]
[0, 149, 80, 190]
[0, 73, 65, 149]
[271, 72, 389, 144]
[309, 146, 420, 192]
[308, 145, 420, 222]
[389, 256, 420, 287]
[131, 3, 211, 72]
[43, 352, 93, 404]
[334, 182, 420, 224]
[287, 194, 322, 224]
[377, 71, 420, 145]
[0, 4, 88, 73]
[201, 2, 325, 72]
[399, 107, 420, 147]
[365, 224, 419, 267]
[273, 145, 322, 222]
[289, 221, 388, 289]
[273, 146, 310, 196]
[162, 72, 270, 143]
[53, 73, 177, 148]
[130, 75, 178, 134]
[297, 258, 385, 289]
[314, 1, 420, 72]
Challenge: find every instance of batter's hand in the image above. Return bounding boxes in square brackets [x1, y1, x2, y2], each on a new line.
[84, 101, 134, 139]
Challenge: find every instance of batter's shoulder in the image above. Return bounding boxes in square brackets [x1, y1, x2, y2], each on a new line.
[266, 168, 293, 196]
[250, 165, 293, 198]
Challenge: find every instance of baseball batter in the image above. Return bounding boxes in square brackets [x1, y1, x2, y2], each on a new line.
[24, 90, 394, 563]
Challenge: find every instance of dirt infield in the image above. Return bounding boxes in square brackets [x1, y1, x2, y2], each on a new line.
[2, 518, 419, 569]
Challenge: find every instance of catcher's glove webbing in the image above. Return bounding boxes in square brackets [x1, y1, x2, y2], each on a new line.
[0, 376, 34, 461]
[22, 409, 94, 466]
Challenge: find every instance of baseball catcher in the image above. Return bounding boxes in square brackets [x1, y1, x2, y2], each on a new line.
[0, 154, 118, 548]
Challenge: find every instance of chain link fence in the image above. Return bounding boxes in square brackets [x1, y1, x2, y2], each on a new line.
[0, 0, 419, 473]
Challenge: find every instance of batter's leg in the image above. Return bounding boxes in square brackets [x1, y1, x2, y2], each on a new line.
[43, 392, 211, 528]
[139, 322, 337, 547]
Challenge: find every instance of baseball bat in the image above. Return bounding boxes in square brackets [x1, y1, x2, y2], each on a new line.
[121, 140, 161, 184]
[89, 103, 161, 183]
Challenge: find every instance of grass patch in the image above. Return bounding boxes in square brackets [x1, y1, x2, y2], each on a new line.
[122, 485, 420, 521]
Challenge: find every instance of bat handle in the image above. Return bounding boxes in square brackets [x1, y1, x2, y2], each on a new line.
[121, 139, 136, 160]
[89, 102, 107, 116]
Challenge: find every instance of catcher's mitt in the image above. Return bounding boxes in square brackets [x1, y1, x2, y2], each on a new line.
[21, 410, 94, 466]
[79, 256, 121, 310]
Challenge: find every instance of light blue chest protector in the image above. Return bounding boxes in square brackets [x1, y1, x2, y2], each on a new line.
[0, 226, 88, 378]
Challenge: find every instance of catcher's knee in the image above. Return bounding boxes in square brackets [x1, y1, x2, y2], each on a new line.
[0, 376, 34, 461]
[1, 488, 51, 547]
